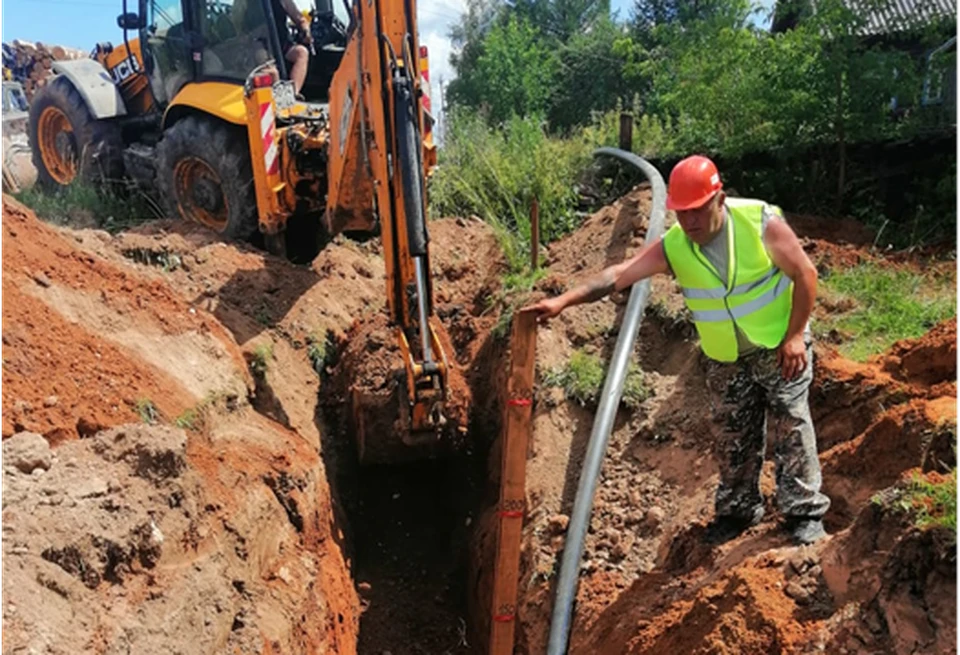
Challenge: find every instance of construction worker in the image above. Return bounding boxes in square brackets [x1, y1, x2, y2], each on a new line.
[271, 0, 313, 95]
[521, 155, 830, 546]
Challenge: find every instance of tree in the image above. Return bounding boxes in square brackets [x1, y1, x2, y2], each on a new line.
[630, 0, 751, 45]
[511, 0, 611, 41]
[447, 0, 506, 110]
[449, 12, 560, 122]
[548, 16, 632, 129]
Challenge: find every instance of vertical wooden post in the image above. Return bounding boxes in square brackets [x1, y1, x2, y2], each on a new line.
[619, 112, 633, 153]
[530, 196, 540, 271]
[489, 311, 537, 655]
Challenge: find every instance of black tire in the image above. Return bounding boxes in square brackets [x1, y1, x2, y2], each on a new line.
[28, 75, 124, 190]
[155, 115, 258, 240]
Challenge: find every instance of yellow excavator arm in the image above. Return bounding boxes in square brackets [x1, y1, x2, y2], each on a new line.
[325, 0, 457, 458]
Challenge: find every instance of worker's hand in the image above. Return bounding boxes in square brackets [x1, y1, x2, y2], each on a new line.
[298, 18, 313, 45]
[519, 296, 566, 324]
[777, 334, 807, 381]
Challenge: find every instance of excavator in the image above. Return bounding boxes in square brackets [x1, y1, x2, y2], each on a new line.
[27, 0, 461, 464]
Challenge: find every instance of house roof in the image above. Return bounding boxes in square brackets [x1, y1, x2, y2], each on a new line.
[773, 0, 957, 36]
[846, 0, 957, 36]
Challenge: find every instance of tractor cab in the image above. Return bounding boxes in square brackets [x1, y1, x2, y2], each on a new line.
[134, 0, 347, 109]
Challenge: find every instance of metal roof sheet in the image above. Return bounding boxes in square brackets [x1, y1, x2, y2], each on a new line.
[844, 0, 956, 36]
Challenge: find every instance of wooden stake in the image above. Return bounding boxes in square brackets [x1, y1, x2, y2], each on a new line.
[619, 112, 633, 153]
[530, 196, 539, 271]
[488, 311, 537, 655]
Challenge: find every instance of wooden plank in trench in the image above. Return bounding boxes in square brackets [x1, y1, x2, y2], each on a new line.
[488, 310, 537, 655]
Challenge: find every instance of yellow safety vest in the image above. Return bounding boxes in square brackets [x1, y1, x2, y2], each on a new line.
[662, 198, 792, 362]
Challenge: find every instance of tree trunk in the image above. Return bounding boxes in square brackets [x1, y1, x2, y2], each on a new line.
[835, 68, 846, 215]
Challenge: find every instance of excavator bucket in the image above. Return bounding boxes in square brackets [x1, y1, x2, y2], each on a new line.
[344, 316, 471, 465]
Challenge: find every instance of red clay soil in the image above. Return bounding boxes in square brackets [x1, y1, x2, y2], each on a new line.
[2, 196, 360, 654]
[882, 319, 958, 388]
[467, 186, 957, 655]
[2, 197, 249, 443]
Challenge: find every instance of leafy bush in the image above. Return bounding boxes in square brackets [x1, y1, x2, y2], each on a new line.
[429, 109, 595, 271]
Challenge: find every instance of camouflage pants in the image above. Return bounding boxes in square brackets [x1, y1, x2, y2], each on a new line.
[703, 340, 831, 521]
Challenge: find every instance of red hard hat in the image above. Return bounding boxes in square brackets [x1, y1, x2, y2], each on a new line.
[666, 155, 723, 211]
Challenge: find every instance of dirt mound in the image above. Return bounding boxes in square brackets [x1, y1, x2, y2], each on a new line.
[787, 212, 876, 246]
[2, 197, 251, 444]
[881, 319, 957, 388]
[466, 187, 957, 654]
[1, 196, 359, 653]
[3, 416, 358, 654]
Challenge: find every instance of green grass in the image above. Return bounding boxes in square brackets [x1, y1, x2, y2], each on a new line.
[489, 268, 549, 342]
[135, 398, 159, 425]
[542, 349, 651, 409]
[816, 263, 956, 361]
[896, 469, 957, 540]
[174, 408, 200, 431]
[15, 182, 160, 233]
[250, 343, 274, 376]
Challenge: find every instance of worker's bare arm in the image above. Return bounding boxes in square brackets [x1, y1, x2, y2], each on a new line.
[279, 0, 307, 24]
[520, 239, 669, 323]
[765, 217, 818, 380]
[614, 238, 670, 291]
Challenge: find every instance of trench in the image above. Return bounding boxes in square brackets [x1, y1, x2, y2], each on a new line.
[317, 332, 504, 654]
[347, 455, 485, 653]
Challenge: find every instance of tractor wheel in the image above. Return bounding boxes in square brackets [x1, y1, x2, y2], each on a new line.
[28, 76, 124, 190]
[155, 116, 258, 240]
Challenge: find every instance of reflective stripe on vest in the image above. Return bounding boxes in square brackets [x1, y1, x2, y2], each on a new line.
[681, 266, 780, 300]
[689, 272, 791, 322]
[662, 198, 792, 362]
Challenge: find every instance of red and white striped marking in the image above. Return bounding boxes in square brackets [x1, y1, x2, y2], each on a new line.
[260, 102, 279, 176]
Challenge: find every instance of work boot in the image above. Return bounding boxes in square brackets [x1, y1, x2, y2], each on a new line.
[786, 518, 827, 545]
[705, 505, 765, 545]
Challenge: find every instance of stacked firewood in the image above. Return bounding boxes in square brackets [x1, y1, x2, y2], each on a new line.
[2, 40, 88, 102]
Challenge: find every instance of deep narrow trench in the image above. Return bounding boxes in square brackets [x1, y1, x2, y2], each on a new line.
[318, 358, 500, 654]
[349, 456, 483, 654]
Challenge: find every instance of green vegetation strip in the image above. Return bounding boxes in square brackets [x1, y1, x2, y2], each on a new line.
[816, 263, 956, 362]
[15, 183, 160, 233]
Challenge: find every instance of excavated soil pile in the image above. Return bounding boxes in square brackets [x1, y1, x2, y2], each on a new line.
[467, 187, 957, 655]
[1, 197, 359, 654]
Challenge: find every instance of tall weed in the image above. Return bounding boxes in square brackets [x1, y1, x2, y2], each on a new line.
[429, 109, 594, 272]
[15, 182, 160, 233]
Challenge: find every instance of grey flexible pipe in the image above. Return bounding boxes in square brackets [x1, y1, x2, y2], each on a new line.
[546, 147, 667, 654]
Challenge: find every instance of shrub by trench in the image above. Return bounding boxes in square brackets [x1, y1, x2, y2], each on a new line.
[429, 110, 595, 273]
[543, 350, 651, 409]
